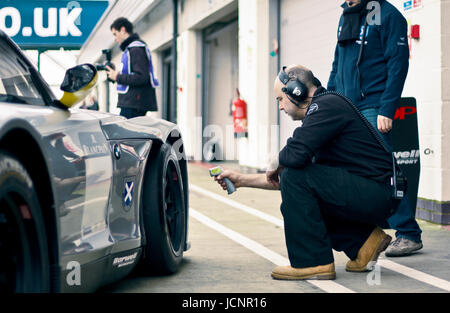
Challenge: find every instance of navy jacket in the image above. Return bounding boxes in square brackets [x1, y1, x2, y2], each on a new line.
[279, 87, 393, 183]
[327, 0, 409, 119]
[116, 34, 158, 112]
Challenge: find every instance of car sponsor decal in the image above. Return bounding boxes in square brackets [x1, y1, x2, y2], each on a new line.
[113, 143, 121, 159]
[122, 178, 135, 211]
[306, 103, 319, 116]
[79, 132, 109, 156]
[113, 252, 138, 268]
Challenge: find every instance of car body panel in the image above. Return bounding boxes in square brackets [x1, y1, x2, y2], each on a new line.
[0, 30, 189, 292]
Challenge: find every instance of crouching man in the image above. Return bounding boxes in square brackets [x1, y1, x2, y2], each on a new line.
[214, 65, 400, 280]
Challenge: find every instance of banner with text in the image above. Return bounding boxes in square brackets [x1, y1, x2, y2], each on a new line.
[0, 0, 108, 49]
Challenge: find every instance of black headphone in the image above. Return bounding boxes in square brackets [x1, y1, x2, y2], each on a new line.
[278, 66, 322, 106]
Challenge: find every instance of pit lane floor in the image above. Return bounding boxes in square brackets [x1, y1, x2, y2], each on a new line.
[102, 161, 450, 293]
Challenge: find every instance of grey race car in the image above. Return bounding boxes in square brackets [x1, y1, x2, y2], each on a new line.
[0, 30, 189, 293]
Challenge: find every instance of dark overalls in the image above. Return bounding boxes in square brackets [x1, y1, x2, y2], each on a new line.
[278, 87, 399, 268]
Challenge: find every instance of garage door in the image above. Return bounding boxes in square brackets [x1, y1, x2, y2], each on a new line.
[203, 21, 239, 161]
[279, 0, 341, 149]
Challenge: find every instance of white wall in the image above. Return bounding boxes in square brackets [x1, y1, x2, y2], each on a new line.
[279, 0, 341, 151]
[137, 0, 173, 119]
[390, 0, 445, 201]
[179, 0, 237, 31]
[440, 0, 450, 201]
[177, 30, 203, 160]
[237, 0, 279, 169]
[137, 0, 173, 52]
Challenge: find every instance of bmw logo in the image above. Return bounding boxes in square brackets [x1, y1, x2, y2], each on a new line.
[113, 144, 121, 159]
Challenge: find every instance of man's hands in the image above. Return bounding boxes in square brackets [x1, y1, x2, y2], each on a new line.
[106, 65, 118, 82]
[266, 166, 284, 189]
[214, 167, 283, 190]
[214, 170, 242, 191]
[213, 169, 280, 191]
[377, 115, 393, 133]
[266, 154, 283, 188]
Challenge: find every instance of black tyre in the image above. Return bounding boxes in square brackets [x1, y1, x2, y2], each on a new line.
[140, 143, 186, 274]
[0, 151, 50, 292]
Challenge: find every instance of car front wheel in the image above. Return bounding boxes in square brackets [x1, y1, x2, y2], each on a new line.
[0, 151, 50, 292]
[140, 143, 186, 275]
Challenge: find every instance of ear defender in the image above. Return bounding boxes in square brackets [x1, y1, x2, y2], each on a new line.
[277, 66, 309, 106]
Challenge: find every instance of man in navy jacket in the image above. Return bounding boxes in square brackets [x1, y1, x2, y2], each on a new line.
[327, 0, 423, 256]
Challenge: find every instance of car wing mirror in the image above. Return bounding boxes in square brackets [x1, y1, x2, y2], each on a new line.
[59, 64, 98, 108]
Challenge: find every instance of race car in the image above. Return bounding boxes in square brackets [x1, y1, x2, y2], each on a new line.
[0, 30, 189, 293]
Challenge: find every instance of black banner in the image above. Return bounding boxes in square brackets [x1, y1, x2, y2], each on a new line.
[392, 97, 421, 211]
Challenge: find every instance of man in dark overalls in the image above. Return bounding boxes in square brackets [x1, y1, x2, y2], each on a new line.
[215, 65, 399, 280]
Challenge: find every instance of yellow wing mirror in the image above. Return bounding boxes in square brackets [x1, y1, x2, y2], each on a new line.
[59, 64, 98, 108]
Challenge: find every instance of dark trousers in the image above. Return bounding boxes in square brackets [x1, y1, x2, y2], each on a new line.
[361, 108, 422, 243]
[120, 107, 148, 119]
[279, 164, 399, 268]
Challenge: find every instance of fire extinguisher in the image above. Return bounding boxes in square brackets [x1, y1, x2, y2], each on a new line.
[232, 88, 248, 138]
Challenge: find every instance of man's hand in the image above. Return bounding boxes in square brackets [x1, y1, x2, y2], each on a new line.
[106, 65, 118, 81]
[377, 115, 393, 133]
[215, 170, 242, 190]
[213, 170, 280, 191]
[266, 166, 284, 188]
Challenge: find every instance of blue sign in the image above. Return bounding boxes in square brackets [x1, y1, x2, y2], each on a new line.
[0, 0, 108, 49]
[403, 0, 413, 11]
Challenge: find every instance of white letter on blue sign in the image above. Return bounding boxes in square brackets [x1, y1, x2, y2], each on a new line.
[0, 7, 21, 37]
[67, 1, 82, 26]
[59, 7, 82, 37]
[34, 8, 57, 37]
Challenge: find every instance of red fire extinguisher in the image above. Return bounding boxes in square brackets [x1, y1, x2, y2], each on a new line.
[232, 89, 248, 138]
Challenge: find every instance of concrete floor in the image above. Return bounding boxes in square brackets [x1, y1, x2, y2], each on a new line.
[102, 161, 450, 293]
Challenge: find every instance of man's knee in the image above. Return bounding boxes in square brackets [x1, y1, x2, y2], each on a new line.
[280, 164, 344, 200]
[281, 165, 322, 185]
[281, 167, 307, 186]
[280, 167, 317, 196]
[279, 167, 314, 216]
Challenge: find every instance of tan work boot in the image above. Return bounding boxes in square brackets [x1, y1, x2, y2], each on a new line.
[346, 227, 392, 272]
[271, 263, 336, 280]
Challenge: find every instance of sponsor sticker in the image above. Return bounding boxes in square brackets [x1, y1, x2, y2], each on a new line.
[393, 149, 420, 165]
[307, 103, 319, 116]
[122, 179, 134, 211]
[113, 252, 138, 268]
[113, 144, 121, 159]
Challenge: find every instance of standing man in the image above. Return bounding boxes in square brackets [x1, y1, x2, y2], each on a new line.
[327, 0, 423, 256]
[215, 65, 399, 280]
[106, 17, 159, 119]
